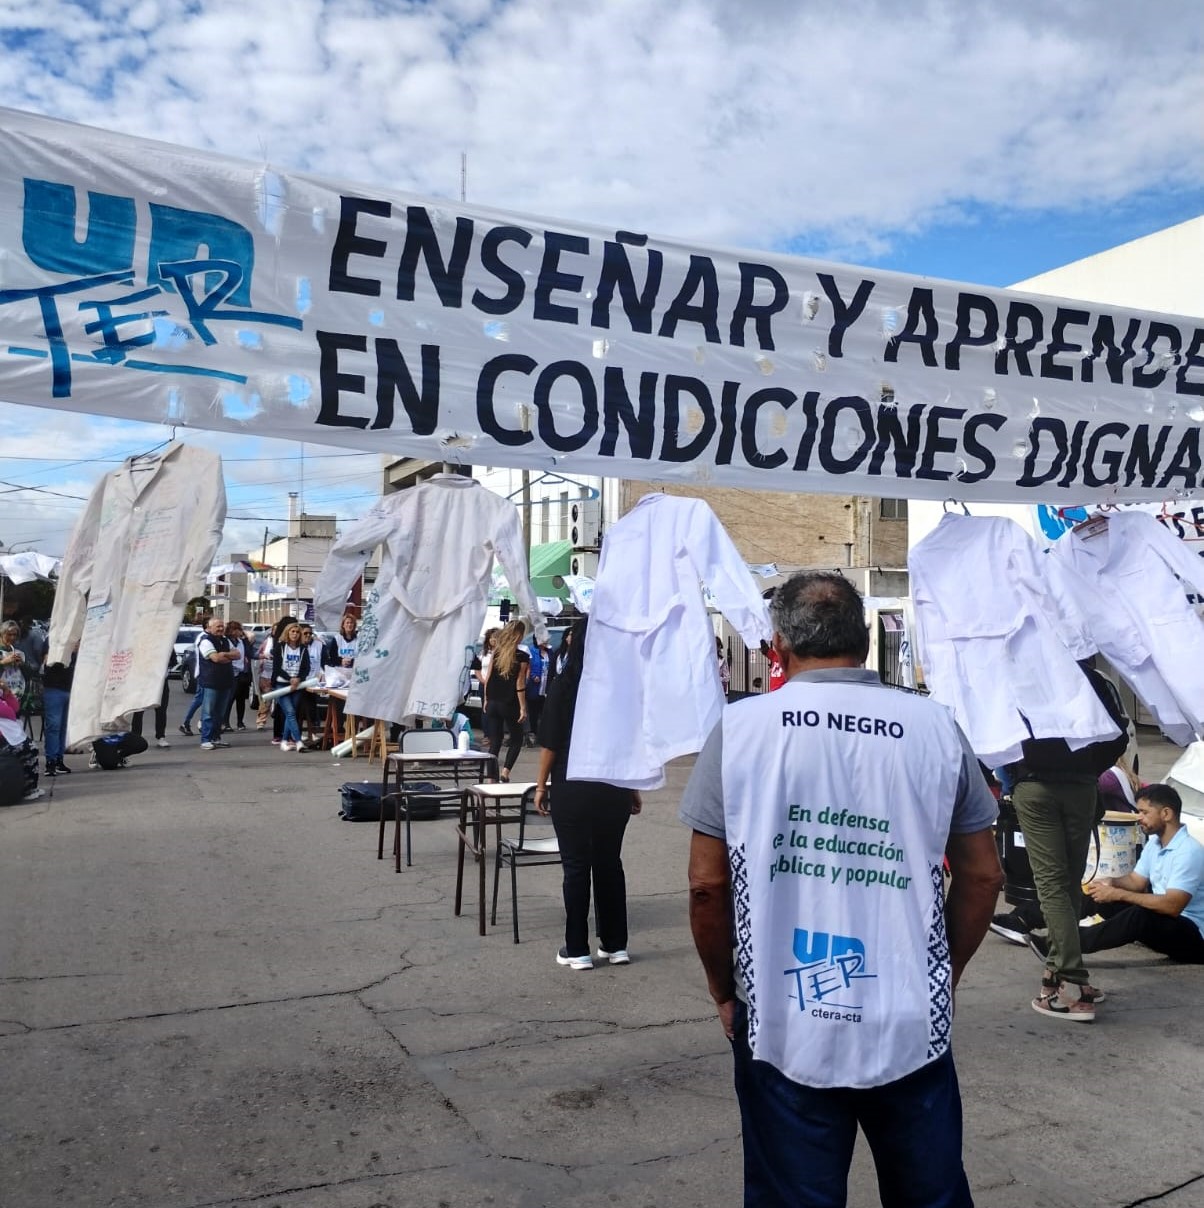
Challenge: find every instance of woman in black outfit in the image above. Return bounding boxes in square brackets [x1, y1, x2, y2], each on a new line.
[535, 617, 641, 970]
[483, 620, 529, 781]
[222, 620, 255, 731]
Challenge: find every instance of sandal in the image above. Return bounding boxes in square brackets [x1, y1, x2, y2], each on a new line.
[1032, 976, 1095, 1023]
[499, 767, 511, 783]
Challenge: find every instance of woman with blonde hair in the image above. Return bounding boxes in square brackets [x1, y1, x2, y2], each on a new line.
[270, 622, 311, 752]
[483, 620, 529, 781]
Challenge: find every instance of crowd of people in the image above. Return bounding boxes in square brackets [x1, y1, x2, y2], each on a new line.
[5, 573, 1203, 1208]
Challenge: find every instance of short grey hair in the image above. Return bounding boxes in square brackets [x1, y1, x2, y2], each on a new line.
[769, 572, 869, 662]
[1, 620, 20, 639]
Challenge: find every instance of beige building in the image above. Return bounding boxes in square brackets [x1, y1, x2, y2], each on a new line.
[209, 495, 337, 626]
[615, 480, 910, 598]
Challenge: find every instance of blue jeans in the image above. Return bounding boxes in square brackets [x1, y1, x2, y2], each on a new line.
[43, 686, 71, 762]
[276, 691, 301, 743]
[183, 689, 204, 727]
[200, 687, 231, 744]
[731, 1003, 973, 1208]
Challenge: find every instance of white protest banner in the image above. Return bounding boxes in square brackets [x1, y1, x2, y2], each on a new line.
[1, 106, 1202, 504]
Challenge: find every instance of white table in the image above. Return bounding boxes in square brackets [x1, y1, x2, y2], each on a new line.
[456, 781, 538, 936]
[380, 749, 497, 873]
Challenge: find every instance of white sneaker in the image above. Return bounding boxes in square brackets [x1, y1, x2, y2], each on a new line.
[22, 787, 45, 801]
[596, 947, 631, 965]
[88, 751, 99, 769]
[280, 741, 293, 752]
[556, 947, 593, 970]
[155, 738, 171, 748]
[200, 742, 215, 751]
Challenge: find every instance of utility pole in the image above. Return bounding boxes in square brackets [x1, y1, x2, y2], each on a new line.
[522, 470, 532, 576]
[260, 526, 269, 624]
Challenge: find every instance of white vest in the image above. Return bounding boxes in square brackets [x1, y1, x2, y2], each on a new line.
[721, 679, 965, 1089]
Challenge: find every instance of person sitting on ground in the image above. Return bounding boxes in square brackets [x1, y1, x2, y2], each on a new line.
[1097, 755, 1145, 814]
[0, 682, 41, 801]
[1031, 784, 1204, 966]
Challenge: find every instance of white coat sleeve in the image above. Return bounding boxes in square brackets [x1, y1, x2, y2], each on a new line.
[1135, 512, 1204, 597]
[175, 450, 227, 604]
[492, 505, 549, 645]
[312, 505, 397, 631]
[47, 474, 105, 665]
[683, 503, 772, 647]
[1028, 539, 1098, 660]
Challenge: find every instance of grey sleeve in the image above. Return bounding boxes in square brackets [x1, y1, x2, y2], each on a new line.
[678, 719, 726, 840]
[950, 724, 999, 834]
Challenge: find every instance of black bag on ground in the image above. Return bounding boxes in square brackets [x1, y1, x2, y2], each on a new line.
[339, 781, 384, 821]
[338, 780, 447, 822]
[92, 733, 149, 770]
[0, 746, 27, 806]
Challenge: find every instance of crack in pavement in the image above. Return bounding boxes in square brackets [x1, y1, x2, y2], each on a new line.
[1125, 1173, 1204, 1206]
[179, 1159, 464, 1208]
[353, 993, 493, 1154]
[0, 964, 417, 1036]
[0, 971, 120, 984]
[359, 1004, 722, 1060]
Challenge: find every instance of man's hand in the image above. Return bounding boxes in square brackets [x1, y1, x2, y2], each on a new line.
[715, 997, 738, 1040]
[688, 830, 736, 1031]
[1085, 879, 1123, 903]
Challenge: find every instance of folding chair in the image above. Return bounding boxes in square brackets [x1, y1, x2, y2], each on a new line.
[384, 729, 475, 871]
[491, 786, 562, 943]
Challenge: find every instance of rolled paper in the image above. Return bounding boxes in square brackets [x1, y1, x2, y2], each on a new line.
[331, 724, 375, 758]
[262, 676, 322, 701]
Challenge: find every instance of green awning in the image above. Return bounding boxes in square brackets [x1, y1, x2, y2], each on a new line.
[489, 539, 574, 604]
[527, 539, 573, 600]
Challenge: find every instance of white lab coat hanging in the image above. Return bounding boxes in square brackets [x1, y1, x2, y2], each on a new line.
[909, 512, 1120, 766]
[313, 475, 547, 724]
[1049, 510, 1204, 745]
[48, 443, 226, 745]
[568, 494, 772, 790]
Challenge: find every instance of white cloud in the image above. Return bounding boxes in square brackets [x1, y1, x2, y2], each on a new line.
[0, 0, 1196, 257]
[0, 0, 1200, 552]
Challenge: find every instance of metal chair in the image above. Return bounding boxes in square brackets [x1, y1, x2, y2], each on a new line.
[382, 729, 474, 870]
[491, 786, 562, 943]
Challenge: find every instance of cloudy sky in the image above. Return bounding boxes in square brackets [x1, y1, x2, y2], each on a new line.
[1, 0, 1201, 556]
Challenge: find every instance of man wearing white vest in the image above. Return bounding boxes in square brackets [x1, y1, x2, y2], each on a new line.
[681, 572, 1002, 1208]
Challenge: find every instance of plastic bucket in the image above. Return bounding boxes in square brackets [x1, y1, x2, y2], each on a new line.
[1082, 810, 1140, 884]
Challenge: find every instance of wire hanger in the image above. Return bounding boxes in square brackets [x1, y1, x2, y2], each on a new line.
[941, 499, 970, 515]
[128, 426, 180, 465]
[1071, 502, 1116, 538]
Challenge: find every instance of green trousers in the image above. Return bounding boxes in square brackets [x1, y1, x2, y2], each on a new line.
[1012, 777, 1098, 986]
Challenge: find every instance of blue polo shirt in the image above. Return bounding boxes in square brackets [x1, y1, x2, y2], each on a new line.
[1134, 826, 1204, 937]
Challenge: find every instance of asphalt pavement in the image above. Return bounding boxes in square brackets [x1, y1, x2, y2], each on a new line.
[2, 699, 1201, 1208]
